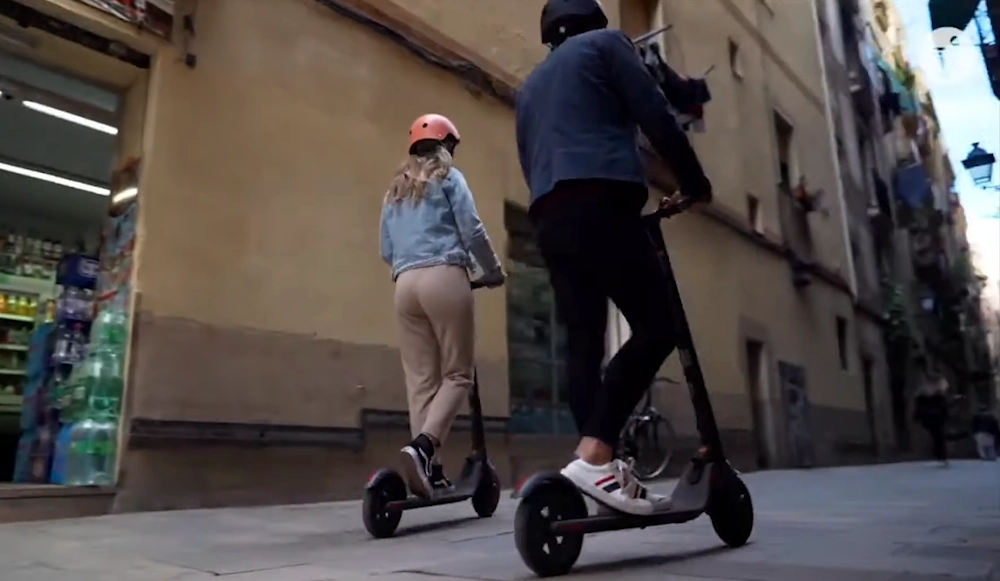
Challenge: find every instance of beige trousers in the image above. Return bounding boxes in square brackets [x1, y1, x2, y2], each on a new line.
[395, 264, 475, 444]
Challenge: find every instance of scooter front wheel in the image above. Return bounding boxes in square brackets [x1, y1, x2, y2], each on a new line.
[471, 463, 501, 518]
[514, 479, 588, 577]
[362, 470, 406, 539]
[707, 465, 753, 548]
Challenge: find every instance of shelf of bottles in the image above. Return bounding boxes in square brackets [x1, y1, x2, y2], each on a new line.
[0, 231, 66, 282]
[12, 253, 127, 486]
[0, 291, 39, 417]
[0, 231, 72, 420]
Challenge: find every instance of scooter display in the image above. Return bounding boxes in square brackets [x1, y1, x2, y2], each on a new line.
[362, 281, 502, 539]
[512, 199, 754, 577]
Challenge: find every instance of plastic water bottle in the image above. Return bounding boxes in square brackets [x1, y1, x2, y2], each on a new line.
[91, 308, 128, 352]
[63, 417, 118, 486]
[51, 326, 76, 363]
[76, 349, 124, 419]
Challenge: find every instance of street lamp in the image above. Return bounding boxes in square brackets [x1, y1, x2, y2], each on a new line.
[961, 142, 997, 188]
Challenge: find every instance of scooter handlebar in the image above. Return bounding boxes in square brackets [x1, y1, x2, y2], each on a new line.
[650, 196, 697, 220]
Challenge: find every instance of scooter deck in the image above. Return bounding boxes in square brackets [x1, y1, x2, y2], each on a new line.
[553, 495, 706, 534]
[553, 464, 712, 534]
[384, 462, 483, 512]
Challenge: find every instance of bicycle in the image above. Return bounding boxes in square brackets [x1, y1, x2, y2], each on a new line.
[617, 376, 678, 481]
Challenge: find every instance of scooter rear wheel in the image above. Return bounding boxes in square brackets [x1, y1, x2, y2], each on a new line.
[471, 463, 501, 518]
[514, 480, 588, 577]
[362, 471, 406, 539]
[707, 466, 753, 548]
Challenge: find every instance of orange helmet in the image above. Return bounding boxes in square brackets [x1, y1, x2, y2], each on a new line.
[408, 114, 460, 150]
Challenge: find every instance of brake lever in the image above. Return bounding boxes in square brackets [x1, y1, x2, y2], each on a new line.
[657, 196, 693, 219]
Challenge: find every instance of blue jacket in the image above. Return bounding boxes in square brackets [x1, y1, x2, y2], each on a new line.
[380, 166, 500, 281]
[516, 29, 710, 206]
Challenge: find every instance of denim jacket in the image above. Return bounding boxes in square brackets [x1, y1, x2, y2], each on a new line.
[380, 167, 500, 281]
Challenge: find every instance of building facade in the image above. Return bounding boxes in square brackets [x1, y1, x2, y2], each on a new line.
[2, 0, 913, 518]
[815, 0, 899, 457]
[860, 0, 995, 445]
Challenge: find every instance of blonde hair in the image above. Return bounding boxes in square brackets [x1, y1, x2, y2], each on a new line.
[386, 145, 453, 204]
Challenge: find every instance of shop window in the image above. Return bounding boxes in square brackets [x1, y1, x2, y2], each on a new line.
[836, 316, 849, 370]
[504, 202, 573, 435]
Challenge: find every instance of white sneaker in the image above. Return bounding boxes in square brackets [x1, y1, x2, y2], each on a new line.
[619, 458, 672, 511]
[561, 458, 668, 515]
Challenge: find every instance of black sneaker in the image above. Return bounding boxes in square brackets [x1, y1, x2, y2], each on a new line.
[400, 436, 434, 498]
[430, 464, 453, 490]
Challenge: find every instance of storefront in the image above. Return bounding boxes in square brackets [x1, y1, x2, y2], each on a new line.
[0, 0, 150, 519]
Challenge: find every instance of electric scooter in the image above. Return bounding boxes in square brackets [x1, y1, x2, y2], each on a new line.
[512, 198, 754, 577]
[362, 281, 502, 538]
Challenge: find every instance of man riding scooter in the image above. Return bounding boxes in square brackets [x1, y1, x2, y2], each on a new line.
[516, 0, 713, 516]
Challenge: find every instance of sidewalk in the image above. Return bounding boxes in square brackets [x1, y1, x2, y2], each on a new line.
[1, 461, 997, 581]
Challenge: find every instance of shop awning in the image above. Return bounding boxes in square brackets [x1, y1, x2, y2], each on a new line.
[928, 0, 981, 32]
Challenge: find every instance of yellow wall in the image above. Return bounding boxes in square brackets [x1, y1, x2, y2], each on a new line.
[127, 0, 516, 425]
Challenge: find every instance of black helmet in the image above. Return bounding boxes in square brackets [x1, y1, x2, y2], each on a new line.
[540, 0, 609, 46]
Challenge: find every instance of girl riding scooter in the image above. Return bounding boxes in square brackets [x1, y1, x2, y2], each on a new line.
[380, 114, 505, 498]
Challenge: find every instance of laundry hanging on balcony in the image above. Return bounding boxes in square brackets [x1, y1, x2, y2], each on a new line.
[895, 163, 933, 210]
[875, 56, 918, 114]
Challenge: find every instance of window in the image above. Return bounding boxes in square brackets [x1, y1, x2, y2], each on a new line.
[836, 316, 849, 370]
[728, 39, 744, 80]
[746, 194, 761, 232]
[773, 112, 795, 188]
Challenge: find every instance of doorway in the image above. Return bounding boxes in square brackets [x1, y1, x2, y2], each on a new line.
[504, 202, 573, 435]
[0, 21, 145, 488]
[745, 339, 774, 469]
[861, 356, 878, 455]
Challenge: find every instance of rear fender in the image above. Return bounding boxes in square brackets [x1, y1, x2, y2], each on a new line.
[510, 470, 575, 500]
[365, 468, 405, 493]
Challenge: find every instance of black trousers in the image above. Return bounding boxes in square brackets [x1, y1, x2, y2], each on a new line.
[927, 424, 947, 461]
[531, 180, 676, 448]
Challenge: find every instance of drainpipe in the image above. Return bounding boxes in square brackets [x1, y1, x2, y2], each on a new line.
[810, 0, 859, 299]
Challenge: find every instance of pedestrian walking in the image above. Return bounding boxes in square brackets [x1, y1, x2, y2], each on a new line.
[914, 372, 950, 467]
[971, 405, 999, 461]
